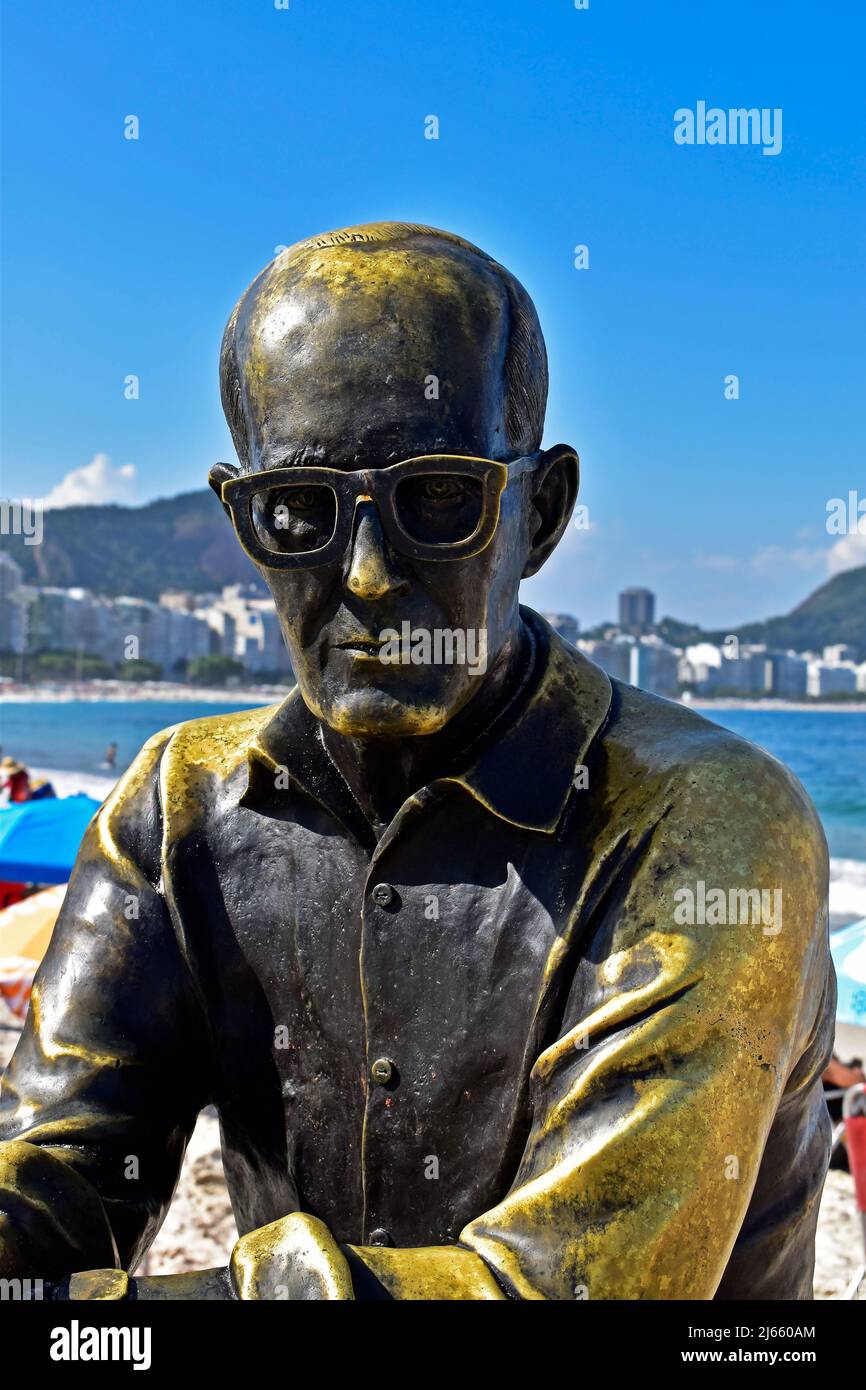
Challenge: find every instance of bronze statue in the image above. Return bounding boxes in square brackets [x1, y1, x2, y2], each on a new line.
[0, 224, 834, 1300]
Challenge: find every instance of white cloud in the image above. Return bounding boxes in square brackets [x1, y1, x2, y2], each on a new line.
[42, 453, 136, 509]
[715, 534, 865, 581]
[750, 545, 826, 572]
[827, 528, 866, 575]
[693, 546, 825, 573]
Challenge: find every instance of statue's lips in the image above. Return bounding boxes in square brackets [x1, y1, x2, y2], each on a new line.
[332, 636, 418, 664]
[333, 636, 395, 662]
[334, 637, 386, 653]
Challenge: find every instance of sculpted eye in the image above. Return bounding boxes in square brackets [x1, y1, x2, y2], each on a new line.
[419, 477, 465, 502]
[251, 483, 337, 554]
[280, 486, 330, 512]
[394, 472, 484, 545]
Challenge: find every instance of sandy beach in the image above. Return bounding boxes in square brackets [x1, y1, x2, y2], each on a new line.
[2, 681, 864, 713]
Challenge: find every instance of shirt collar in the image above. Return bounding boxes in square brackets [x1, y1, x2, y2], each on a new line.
[242, 607, 612, 836]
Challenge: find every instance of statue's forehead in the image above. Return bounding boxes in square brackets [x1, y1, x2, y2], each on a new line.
[238, 241, 508, 366]
[232, 242, 510, 458]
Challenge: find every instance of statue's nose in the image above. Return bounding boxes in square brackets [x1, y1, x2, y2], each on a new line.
[345, 504, 408, 600]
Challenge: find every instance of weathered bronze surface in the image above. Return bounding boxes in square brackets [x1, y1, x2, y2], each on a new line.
[0, 224, 834, 1299]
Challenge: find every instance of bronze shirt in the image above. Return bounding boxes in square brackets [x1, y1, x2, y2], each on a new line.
[0, 610, 835, 1298]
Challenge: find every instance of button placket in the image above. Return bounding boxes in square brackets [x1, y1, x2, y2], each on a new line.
[359, 792, 440, 1240]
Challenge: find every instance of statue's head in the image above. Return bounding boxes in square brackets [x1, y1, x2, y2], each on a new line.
[213, 222, 578, 737]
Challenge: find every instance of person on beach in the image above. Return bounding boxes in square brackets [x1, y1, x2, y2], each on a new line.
[0, 224, 835, 1301]
[825, 1053, 866, 1172]
[0, 757, 31, 804]
[104, 743, 118, 771]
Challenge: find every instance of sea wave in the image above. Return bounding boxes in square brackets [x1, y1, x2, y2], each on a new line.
[30, 767, 117, 801]
[830, 858, 866, 925]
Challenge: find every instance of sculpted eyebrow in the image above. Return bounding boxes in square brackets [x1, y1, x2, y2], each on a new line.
[274, 445, 328, 467]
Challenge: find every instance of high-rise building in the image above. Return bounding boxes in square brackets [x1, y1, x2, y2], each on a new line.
[808, 661, 858, 697]
[628, 637, 679, 696]
[195, 602, 237, 658]
[579, 637, 633, 683]
[159, 591, 199, 613]
[618, 588, 655, 633]
[0, 553, 26, 654]
[543, 612, 579, 646]
[823, 644, 858, 665]
[24, 587, 110, 656]
[767, 652, 808, 699]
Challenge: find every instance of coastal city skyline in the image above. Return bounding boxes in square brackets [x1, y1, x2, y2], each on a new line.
[2, 550, 863, 703]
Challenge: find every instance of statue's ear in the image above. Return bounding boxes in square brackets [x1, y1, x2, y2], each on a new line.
[522, 444, 579, 579]
[208, 461, 240, 517]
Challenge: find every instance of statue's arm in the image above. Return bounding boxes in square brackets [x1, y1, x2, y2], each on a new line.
[338, 750, 833, 1300]
[0, 730, 211, 1281]
[450, 751, 833, 1300]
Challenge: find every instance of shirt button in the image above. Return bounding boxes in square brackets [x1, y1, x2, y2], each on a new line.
[368, 1228, 393, 1247]
[371, 1056, 395, 1085]
[371, 882, 394, 907]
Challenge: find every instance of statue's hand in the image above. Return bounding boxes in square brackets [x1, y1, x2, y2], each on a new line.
[0, 1140, 117, 1280]
[229, 1212, 355, 1300]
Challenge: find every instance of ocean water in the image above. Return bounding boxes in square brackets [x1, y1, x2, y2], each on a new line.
[2, 699, 864, 907]
[0, 699, 262, 779]
[693, 707, 866, 864]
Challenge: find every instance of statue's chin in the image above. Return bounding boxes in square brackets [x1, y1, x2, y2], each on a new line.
[306, 684, 453, 739]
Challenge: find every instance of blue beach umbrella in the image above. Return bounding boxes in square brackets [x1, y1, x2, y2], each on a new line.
[0, 796, 101, 885]
[831, 919, 866, 1062]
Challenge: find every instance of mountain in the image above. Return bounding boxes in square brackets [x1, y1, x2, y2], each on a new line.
[4, 490, 257, 601]
[4, 489, 864, 656]
[589, 567, 866, 661]
[655, 566, 866, 661]
[706, 566, 866, 660]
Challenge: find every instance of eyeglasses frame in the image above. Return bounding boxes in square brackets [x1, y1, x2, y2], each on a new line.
[219, 449, 564, 570]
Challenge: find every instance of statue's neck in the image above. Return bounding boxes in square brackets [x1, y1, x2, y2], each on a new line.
[318, 619, 531, 836]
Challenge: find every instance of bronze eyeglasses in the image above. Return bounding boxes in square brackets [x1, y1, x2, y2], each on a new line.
[218, 448, 571, 570]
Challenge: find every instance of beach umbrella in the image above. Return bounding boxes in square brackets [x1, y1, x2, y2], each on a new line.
[0, 795, 101, 885]
[0, 883, 67, 961]
[0, 884, 67, 1023]
[831, 918, 866, 1063]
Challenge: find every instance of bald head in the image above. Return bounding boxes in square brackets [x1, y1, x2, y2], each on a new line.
[220, 222, 548, 472]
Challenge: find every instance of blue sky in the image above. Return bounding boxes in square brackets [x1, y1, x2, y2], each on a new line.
[2, 0, 864, 628]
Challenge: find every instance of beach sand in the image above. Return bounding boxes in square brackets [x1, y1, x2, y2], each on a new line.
[4, 683, 863, 712]
[815, 1168, 866, 1300]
